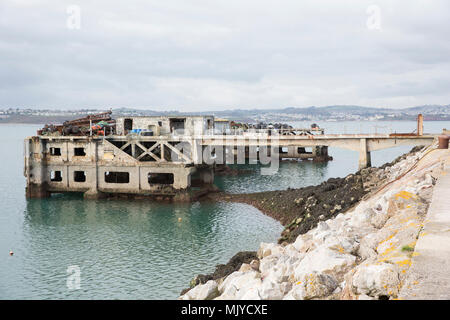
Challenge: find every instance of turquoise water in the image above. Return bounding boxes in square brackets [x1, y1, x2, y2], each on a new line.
[0, 121, 447, 299]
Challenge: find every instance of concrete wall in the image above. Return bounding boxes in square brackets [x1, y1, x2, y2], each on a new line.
[115, 116, 214, 136]
[25, 137, 200, 198]
[214, 121, 231, 134]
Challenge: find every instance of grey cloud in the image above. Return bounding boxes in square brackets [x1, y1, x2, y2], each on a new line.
[0, 0, 449, 110]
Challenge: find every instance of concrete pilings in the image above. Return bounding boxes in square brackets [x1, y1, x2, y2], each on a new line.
[358, 138, 372, 169]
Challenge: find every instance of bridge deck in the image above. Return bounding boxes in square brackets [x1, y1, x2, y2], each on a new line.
[32, 133, 436, 141]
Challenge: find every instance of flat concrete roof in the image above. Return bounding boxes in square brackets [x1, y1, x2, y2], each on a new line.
[115, 115, 214, 118]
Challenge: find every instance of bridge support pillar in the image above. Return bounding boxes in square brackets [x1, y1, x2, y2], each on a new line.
[195, 167, 214, 185]
[358, 138, 371, 169]
[173, 169, 192, 189]
[312, 145, 330, 162]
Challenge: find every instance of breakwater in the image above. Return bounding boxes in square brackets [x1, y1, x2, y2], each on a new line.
[181, 143, 448, 300]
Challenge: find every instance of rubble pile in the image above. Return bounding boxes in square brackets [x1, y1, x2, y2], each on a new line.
[37, 111, 115, 136]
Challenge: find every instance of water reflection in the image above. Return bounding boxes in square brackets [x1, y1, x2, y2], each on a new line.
[9, 197, 283, 299]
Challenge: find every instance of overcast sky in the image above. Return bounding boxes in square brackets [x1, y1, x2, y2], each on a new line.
[1, 0, 449, 111]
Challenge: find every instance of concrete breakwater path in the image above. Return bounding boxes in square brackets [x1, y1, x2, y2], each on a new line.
[399, 159, 450, 299]
[180, 144, 450, 300]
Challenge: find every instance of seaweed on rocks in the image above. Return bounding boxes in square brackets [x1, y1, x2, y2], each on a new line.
[223, 172, 369, 244]
[180, 251, 257, 295]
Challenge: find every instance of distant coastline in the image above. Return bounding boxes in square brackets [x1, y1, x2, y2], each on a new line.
[1, 104, 449, 124]
[1, 114, 449, 125]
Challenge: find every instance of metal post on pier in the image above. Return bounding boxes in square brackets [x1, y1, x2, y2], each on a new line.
[417, 114, 424, 136]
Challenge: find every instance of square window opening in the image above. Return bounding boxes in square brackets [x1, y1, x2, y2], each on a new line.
[50, 170, 62, 182]
[74, 171, 86, 182]
[74, 148, 86, 156]
[105, 171, 130, 184]
[50, 147, 61, 156]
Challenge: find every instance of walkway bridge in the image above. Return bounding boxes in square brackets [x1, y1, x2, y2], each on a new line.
[106, 132, 436, 169]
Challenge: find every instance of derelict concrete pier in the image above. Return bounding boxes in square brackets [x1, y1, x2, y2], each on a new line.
[23, 136, 214, 200]
[24, 113, 436, 199]
[24, 132, 435, 200]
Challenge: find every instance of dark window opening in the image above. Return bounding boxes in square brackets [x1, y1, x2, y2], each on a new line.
[279, 147, 289, 154]
[105, 171, 130, 184]
[158, 121, 162, 126]
[74, 147, 86, 156]
[74, 171, 86, 182]
[169, 118, 185, 132]
[50, 147, 61, 156]
[50, 170, 62, 182]
[297, 147, 306, 153]
[148, 173, 174, 185]
[124, 118, 133, 130]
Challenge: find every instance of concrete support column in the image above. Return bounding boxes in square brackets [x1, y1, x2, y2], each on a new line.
[160, 143, 165, 161]
[26, 138, 50, 198]
[37, 138, 46, 184]
[173, 169, 191, 189]
[84, 140, 103, 199]
[197, 167, 214, 185]
[312, 146, 322, 156]
[417, 114, 424, 136]
[26, 183, 50, 198]
[131, 143, 136, 158]
[358, 138, 371, 169]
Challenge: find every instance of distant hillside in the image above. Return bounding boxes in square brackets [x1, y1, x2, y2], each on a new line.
[191, 104, 449, 115]
[196, 105, 450, 121]
[1, 104, 449, 124]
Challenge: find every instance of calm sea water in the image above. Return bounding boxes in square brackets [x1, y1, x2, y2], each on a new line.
[0, 121, 447, 299]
